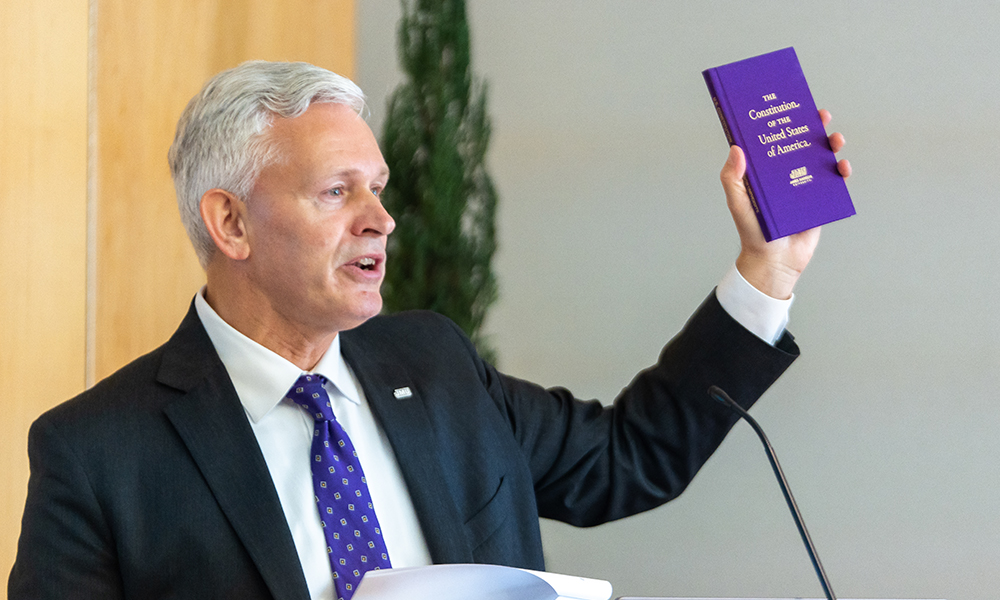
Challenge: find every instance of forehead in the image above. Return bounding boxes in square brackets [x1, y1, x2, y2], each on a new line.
[266, 102, 386, 173]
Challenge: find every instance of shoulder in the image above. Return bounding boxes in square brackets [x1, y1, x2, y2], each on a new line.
[348, 309, 463, 338]
[34, 305, 219, 448]
[39, 345, 169, 431]
[340, 310, 490, 390]
[344, 310, 475, 356]
[39, 300, 222, 432]
[22, 344, 177, 481]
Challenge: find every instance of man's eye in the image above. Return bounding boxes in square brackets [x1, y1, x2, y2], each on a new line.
[328, 188, 343, 197]
[371, 187, 381, 197]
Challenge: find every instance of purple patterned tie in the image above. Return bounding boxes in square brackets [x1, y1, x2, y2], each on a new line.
[285, 374, 391, 600]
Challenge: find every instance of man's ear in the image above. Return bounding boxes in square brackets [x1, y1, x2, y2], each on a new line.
[200, 189, 250, 261]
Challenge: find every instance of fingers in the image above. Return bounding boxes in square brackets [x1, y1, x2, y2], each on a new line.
[819, 109, 849, 177]
[837, 158, 852, 178]
[828, 131, 845, 153]
[821, 109, 845, 152]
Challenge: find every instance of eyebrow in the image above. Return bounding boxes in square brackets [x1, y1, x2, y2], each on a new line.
[331, 166, 390, 180]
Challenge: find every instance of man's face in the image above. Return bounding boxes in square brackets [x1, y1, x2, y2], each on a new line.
[241, 102, 394, 335]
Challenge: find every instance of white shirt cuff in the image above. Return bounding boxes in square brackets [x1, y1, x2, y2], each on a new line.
[715, 264, 793, 345]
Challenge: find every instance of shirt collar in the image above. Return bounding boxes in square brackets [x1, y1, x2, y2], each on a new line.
[194, 289, 362, 423]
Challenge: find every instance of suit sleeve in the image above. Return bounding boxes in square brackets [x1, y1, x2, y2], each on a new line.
[476, 292, 799, 527]
[8, 416, 125, 600]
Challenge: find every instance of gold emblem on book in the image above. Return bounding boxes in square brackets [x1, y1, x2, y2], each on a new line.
[789, 166, 814, 187]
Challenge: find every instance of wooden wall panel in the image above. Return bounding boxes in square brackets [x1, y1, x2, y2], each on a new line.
[94, 0, 356, 380]
[2, 0, 355, 594]
[0, 0, 89, 589]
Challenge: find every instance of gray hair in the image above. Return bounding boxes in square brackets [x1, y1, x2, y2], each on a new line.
[167, 60, 367, 267]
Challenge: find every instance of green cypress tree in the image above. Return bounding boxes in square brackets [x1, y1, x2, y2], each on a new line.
[380, 0, 499, 361]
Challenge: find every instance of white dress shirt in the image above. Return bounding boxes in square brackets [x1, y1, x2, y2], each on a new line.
[715, 263, 793, 345]
[191, 264, 789, 599]
[194, 292, 432, 600]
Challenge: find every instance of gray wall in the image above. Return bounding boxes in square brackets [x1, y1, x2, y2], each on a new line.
[357, 2, 1000, 599]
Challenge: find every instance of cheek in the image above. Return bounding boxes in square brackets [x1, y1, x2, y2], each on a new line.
[247, 226, 317, 292]
[257, 217, 325, 263]
[247, 207, 350, 285]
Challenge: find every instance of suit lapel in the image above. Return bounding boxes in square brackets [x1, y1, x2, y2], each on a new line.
[341, 333, 473, 565]
[158, 305, 310, 600]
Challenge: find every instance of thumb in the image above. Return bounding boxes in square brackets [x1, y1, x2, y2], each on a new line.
[720, 145, 747, 199]
[720, 145, 754, 220]
[719, 144, 768, 252]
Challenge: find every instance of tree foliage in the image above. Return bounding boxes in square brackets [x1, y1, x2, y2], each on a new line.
[380, 0, 499, 361]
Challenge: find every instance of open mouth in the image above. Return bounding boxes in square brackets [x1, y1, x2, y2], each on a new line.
[353, 257, 377, 271]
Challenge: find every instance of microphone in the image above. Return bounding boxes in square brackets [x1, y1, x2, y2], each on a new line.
[707, 385, 836, 600]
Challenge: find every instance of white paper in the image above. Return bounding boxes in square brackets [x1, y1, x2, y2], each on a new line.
[353, 564, 613, 600]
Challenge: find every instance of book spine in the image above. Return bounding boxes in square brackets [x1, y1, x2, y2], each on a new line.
[702, 68, 777, 241]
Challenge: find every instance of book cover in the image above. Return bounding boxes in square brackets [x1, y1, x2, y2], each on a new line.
[702, 47, 854, 241]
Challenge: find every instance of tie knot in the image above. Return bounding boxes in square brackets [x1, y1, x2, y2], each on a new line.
[286, 374, 334, 422]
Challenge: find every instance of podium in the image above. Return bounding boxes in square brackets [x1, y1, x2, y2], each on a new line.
[354, 565, 944, 600]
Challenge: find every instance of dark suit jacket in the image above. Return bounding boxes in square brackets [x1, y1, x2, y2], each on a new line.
[9, 293, 797, 599]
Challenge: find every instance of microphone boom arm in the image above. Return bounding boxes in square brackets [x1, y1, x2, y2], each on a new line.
[708, 385, 836, 600]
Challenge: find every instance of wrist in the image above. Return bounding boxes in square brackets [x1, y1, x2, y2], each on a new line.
[735, 253, 800, 300]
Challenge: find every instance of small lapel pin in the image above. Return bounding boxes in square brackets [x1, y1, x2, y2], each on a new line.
[393, 386, 413, 399]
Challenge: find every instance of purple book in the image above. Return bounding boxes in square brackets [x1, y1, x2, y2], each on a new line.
[703, 47, 854, 241]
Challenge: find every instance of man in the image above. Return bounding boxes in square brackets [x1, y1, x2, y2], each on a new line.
[9, 61, 850, 599]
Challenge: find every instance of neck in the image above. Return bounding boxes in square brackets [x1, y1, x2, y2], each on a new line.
[204, 266, 337, 371]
